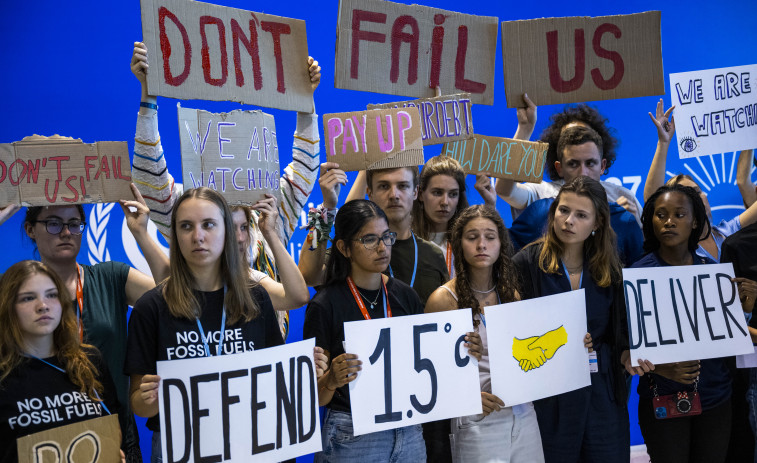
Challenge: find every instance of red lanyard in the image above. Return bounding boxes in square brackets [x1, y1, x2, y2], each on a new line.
[75, 264, 84, 342]
[346, 276, 392, 320]
[445, 241, 453, 276]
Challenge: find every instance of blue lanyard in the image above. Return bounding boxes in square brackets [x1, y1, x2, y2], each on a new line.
[478, 294, 500, 328]
[29, 355, 111, 415]
[561, 261, 583, 289]
[388, 233, 418, 288]
[195, 287, 227, 357]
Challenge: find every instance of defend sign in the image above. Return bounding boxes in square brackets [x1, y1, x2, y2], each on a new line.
[623, 264, 752, 366]
[336, 0, 498, 105]
[670, 64, 757, 159]
[345, 309, 482, 436]
[0, 136, 132, 207]
[17, 414, 121, 463]
[141, 0, 314, 112]
[442, 135, 548, 182]
[178, 106, 281, 205]
[157, 339, 321, 462]
[501, 12, 664, 108]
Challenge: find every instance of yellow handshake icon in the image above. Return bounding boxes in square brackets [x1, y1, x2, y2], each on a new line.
[512, 325, 567, 372]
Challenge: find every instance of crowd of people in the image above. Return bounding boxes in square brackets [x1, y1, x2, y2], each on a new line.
[0, 42, 756, 463]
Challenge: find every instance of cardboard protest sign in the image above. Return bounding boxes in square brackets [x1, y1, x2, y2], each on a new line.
[157, 339, 321, 462]
[367, 93, 474, 145]
[178, 105, 281, 205]
[17, 414, 121, 463]
[623, 264, 752, 366]
[141, 0, 314, 112]
[344, 309, 482, 436]
[501, 12, 664, 108]
[336, 0, 498, 105]
[0, 136, 132, 207]
[487, 290, 591, 406]
[669, 64, 757, 159]
[323, 107, 424, 171]
[442, 135, 548, 182]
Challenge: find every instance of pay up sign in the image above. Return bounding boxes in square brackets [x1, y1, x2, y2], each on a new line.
[0, 136, 132, 207]
[157, 339, 321, 462]
[178, 106, 281, 205]
[344, 309, 482, 436]
[442, 135, 548, 182]
[17, 415, 121, 463]
[670, 64, 757, 159]
[624, 264, 752, 366]
[501, 12, 664, 107]
[140, 0, 314, 112]
[323, 107, 424, 171]
[336, 0, 498, 105]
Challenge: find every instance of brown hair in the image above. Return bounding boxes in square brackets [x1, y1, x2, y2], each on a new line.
[366, 166, 420, 191]
[555, 125, 604, 163]
[0, 261, 103, 400]
[165, 187, 259, 324]
[230, 205, 253, 268]
[412, 156, 469, 241]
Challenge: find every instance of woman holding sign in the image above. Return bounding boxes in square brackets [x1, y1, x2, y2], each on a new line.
[124, 187, 284, 463]
[0, 260, 121, 463]
[512, 176, 630, 463]
[425, 204, 545, 463]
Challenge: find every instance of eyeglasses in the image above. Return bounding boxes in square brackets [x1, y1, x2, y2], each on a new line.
[36, 219, 86, 235]
[354, 232, 397, 250]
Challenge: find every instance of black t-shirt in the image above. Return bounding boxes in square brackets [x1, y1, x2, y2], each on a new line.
[124, 284, 283, 431]
[386, 234, 449, 306]
[303, 278, 422, 413]
[0, 349, 119, 463]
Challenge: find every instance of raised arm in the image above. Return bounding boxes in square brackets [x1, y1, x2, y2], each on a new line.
[643, 99, 676, 202]
[346, 170, 368, 203]
[495, 93, 538, 209]
[0, 204, 20, 226]
[120, 183, 169, 284]
[736, 149, 756, 209]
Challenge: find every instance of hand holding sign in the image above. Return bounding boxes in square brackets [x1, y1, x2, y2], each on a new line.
[653, 360, 701, 385]
[326, 353, 362, 389]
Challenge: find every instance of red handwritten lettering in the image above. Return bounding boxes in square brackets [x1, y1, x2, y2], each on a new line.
[261, 21, 291, 94]
[591, 23, 624, 90]
[200, 15, 228, 87]
[9, 159, 26, 186]
[390, 16, 419, 85]
[429, 14, 446, 89]
[84, 156, 98, 181]
[159, 7, 192, 86]
[50, 156, 69, 181]
[231, 18, 262, 89]
[44, 179, 59, 203]
[455, 26, 485, 94]
[95, 156, 111, 181]
[25, 159, 40, 184]
[547, 29, 586, 93]
[113, 156, 132, 181]
[63, 176, 79, 203]
[0, 160, 5, 183]
[351, 10, 387, 79]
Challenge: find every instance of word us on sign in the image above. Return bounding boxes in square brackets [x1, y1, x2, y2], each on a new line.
[178, 106, 281, 206]
[669, 64, 757, 159]
[141, 0, 314, 112]
[157, 339, 322, 462]
[336, 0, 499, 105]
[501, 11, 664, 108]
[0, 136, 132, 207]
[442, 134, 548, 182]
[368, 93, 474, 145]
[323, 107, 424, 171]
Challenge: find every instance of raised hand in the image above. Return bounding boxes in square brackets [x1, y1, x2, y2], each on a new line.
[251, 194, 278, 237]
[119, 183, 151, 236]
[648, 98, 676, 144]
[474, 174, 496, 206]
[319, 162, 347, 209]
[314, 346, 328, 379]
[308, 56, 321, 92]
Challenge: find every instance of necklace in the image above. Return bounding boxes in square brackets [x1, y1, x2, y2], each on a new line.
[564, 262, 583, 275]
[471, 285, 496, 294]
[356, 286, 382, 309]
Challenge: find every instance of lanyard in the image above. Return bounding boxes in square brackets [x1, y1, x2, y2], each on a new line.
[478, 294, 500, 328]
[561, 261, 584, 290]
[29, 355, 111, 415]
[74, 264, 84, 342]
[346, 276, 392, 320]
[388, 233, 418, 288]
[195, 287, 227, 357]
[445, 241, 453, 277]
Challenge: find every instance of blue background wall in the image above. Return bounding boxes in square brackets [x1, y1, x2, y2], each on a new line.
[2, 0, 755, 459]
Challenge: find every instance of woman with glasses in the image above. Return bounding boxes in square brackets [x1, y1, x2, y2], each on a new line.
[23, 200, 157, 462]
[303, 199, 430, 461]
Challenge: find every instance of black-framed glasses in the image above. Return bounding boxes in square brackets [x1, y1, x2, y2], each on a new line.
[354, 231, 397, 250]
[36, 219, 86, 235]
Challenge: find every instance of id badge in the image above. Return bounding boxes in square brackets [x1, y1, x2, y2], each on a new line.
[589, 351, 598, 373]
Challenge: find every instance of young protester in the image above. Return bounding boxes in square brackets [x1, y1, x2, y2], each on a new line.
[496, 95, 641, 222]
[22, 190, 158, 462]
[130, 41, 321, 339]
[512, 176, 630, 463]
[425, 204, 545, 463]
[125, 187, 285, 462]
[0, 260, 121, 463]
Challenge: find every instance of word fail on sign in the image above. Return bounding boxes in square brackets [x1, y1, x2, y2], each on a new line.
[344, 309, 482, 436]
[323, 107, 424, 171]
[336, 0, 498, 105]
[17, 415, 122, 463]
[487, 290, 591, 406]
[443, 134, 548, 182]
[623, 264, 753, 366]
[141, 0, 314, 112]
[178, 106, 281, 206]
[670, 64, 757, 159]
[501, 12, 664, 108]
[368, 93, 473, 145]
[157, 339, 321, 463]
[0, 136, 132, 207]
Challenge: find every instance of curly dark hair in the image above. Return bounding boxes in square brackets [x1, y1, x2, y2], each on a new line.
[539, 104, 619, 181]
[450, 205, 518, 328]
[641, 185, 711, 254]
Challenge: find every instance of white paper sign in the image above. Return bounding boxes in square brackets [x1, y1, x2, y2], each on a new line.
[157, 339, 321, 462]
[344, 309, 482, 436]
[487, 290, 591, 406]
[670, 64, 757, 158]
[624, 263, 752, 366]
[737, 346, 757, 369]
